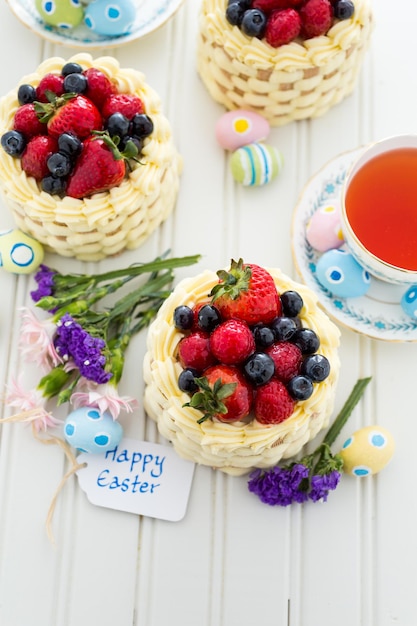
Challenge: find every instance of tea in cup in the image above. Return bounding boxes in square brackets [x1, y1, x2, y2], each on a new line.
[341, 135, 417, 284]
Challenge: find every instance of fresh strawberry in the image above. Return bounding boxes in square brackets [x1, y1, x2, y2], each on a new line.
[252, 0, 285, 12]
[253, 0, 305, 12]
[83, 67, 117, 110]
[254, 378, 295, 424]
[265, 9, 302, 46]
[66, 132, 138, 199]
[210, 319, 255, 365]
[35, 94, 102, 139]
[299, 0, 333, 38]
[177, 331, 217, 372]
[210, 258, 281, 325]
[13, 103, 46, 138]
[21, 135, 58, 180]
[185, 364, 253, 423]
[35, 73, 65, 103]
[265, 341, 302, 382]
[101, 94, 144, 121]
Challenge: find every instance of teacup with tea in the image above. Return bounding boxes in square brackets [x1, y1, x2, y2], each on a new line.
[342, 135, 417, 284]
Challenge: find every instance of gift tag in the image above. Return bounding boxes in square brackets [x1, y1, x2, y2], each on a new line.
[77, 438, 195, 521]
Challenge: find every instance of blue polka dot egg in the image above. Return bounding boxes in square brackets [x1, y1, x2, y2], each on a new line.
[339, 425, 395, 477]
[0, 229, 44, 274]
[84, 0, 136, 36]
[64, 407, 123, 454]
[316, 248, 370, 298]
[400, 285, 417, 319]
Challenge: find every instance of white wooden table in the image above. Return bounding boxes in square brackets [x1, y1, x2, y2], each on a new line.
[0, 1, 416, 625]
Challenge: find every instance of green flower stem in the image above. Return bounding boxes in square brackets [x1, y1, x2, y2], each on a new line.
[38, 365, 72, 399]
[107, 270, 174, 320]
[56, 372, 82, 405]
[53, 254, 201, 290]
[323, 377, 372, 448]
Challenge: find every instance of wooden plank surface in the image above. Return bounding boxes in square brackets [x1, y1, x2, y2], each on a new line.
[0, 1, 415, 625]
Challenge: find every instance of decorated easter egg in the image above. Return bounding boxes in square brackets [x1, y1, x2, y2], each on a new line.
[35, 0, 84, 28]
[400, 285, 417, 319]
[306, 202, 344, 252]
[316, 248, 370, 298]
[84, 0, 136, 36]
[230, 143, 284, 187]
[215, 110, 271, 151]
[339, 425, 395, 476]
[64, 407, 123, 454]
[0, 229, 44, 274]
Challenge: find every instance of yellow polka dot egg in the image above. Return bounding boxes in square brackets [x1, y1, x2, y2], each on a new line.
[339, 425, 395, 477]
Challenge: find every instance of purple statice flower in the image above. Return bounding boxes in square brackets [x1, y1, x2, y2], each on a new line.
[54, 313, 112, 385]
[31, 265, 57, 302]
[248, 463, 310, 506]
[309, 470, 341, 503]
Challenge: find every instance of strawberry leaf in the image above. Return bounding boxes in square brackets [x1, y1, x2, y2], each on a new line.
[183, 376, 237, 423]
[210, 258, 252, 301]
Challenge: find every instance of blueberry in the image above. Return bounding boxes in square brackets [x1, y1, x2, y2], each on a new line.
[41, 175, 66, 195]
[119, 136, 143, 155]
[333, 0, 355, 20]
[17, 83, 36, 105]
[225, 1, 248, 26]
[241, 9, 267, 38]
[178, 368, 200, 393]
[106, 113, 130, 139]
[63, 73, 88, 94]
[58, 133, 82, 158]
[130, 114, 154, 139]
[61, 62, 83, 76]
[243, 352, 275, 386]
[291, 328, 320, 354]
[197, 304, 221, 333]
[300, 354, 330, 382]
[280, 291, 304, 317]
[252, 324, 275, 348]
[1, 130, 26, 156]
[293, 316, 303, 330]
[47, 152, 72, 178]
[270, 316, 297, 341]
[173, 305, 194, 331]
[287, 375, 314, 401]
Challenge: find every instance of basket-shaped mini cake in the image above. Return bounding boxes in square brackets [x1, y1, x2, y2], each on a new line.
[143, 267, 341, 476]
[0, 53, 182, 261]
[197, 0, 373, 126]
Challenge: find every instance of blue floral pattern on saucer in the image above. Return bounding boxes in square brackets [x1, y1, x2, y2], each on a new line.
[291, 147, 417, 342]
[6, 0, 184, 48]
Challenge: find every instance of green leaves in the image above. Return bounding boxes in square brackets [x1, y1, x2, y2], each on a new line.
[32, 252, 201, 402]
[210, 257, 252, 302]
[184, 376, 237, 424]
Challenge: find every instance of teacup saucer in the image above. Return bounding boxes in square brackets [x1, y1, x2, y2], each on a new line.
[291, 147, 417, 342]
[5, 0, 184, 49]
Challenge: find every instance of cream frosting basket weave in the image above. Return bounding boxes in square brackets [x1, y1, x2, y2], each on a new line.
[197, 0, 374, 126]
[0, 53, 182, 262]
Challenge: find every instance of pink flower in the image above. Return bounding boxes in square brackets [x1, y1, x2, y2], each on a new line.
[5, 378, 62, 432]
[71, 379, 138, 420]
[18, 307, 62, 371]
